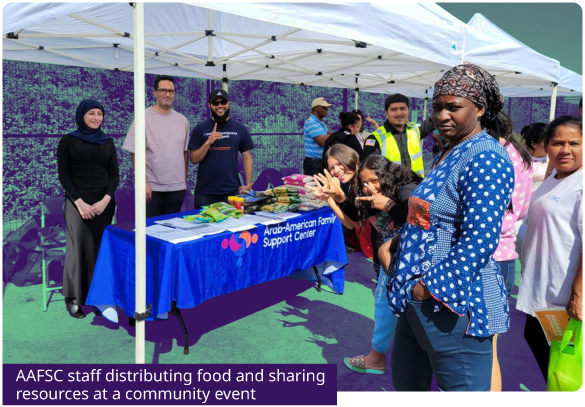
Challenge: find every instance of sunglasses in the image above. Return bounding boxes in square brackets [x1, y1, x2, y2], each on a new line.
[211, 99, 228, 106]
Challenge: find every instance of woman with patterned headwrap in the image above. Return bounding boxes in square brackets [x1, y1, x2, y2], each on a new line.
[386, 64, 514, 391]
[57, 100, 119, 319]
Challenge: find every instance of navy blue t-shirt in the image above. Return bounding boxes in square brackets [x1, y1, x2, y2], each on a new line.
[189, 118, 254, 194]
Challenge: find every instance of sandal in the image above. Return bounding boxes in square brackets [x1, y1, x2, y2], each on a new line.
[343, 355, 386, 375]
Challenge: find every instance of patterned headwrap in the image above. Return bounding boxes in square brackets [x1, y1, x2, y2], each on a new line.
[433, 64, 504, 122]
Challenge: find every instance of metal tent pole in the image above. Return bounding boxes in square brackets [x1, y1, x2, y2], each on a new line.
[222, 64, 228, 92]
[550, 82, 558, 122]
[354, 76, 358, 110]
[133, 2, 147, 365]
[423, 89, 428, 121]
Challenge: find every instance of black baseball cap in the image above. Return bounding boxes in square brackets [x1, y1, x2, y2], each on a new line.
[209, 88, 229, 102]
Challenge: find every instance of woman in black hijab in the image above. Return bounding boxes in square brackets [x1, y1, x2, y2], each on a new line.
[57, 100, 119, 319]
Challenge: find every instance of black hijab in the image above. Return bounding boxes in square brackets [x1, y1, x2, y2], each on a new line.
[69, 100, 109, 144]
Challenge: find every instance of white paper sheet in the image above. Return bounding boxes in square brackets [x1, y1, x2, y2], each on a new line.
[217, 217, 258, 232]
[154, 217, 202, 230]
[145, 224, 177, 239]
[253, 212, 286, 224]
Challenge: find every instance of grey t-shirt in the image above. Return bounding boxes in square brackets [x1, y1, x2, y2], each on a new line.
[123, 106, 189, 192]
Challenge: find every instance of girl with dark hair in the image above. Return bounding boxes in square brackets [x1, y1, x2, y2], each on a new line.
[311, 154, 421, 375]
[321, 112, 363, 161]
[517, 116, 582, 382]
[352, 109, 379, 147]
[521, 122, 549, 192]
[57, 100, 119, 319]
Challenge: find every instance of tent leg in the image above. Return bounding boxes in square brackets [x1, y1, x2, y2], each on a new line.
[312, 266, 322, 292]
[549, 82, 558, 122]
[133, 1, 147, 366]
[171, 300, 189, 355]
[222, 64, 228, 92]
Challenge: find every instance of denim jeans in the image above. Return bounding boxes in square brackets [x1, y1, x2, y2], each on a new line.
[498, 259, 516, 297]
[372, 272, 397, 353]
[391, 298, 493, 391]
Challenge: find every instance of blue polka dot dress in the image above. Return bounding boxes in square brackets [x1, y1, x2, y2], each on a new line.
[387, 131, 514, 337]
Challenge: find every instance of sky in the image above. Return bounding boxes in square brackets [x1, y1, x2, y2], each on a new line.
[438, 2, 582, 74]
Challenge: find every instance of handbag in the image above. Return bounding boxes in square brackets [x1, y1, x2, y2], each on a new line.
[547, 318, 582, 391]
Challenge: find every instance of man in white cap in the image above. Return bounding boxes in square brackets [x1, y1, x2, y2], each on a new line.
[303, 97, 333, 176]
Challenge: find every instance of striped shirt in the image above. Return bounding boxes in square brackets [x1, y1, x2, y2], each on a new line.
[304, 114, 328, 159]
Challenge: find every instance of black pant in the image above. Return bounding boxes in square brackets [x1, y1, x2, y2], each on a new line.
[146, 190, 186, 218]
[303, 157, 324, 176]
[193, 189, 240, 209]
[63, 190, 115, 305]
[524, 314, 550, 382]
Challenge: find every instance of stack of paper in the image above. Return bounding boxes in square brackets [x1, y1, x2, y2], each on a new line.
[145, 224, 203, 243]
[154, 217, 202, 230]
[146, 218, 227, 243]
[217, 217, 259, 232]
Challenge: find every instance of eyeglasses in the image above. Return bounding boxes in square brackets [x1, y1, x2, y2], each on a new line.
[320, 106, 329, 110]
[156, 88, 175, 95]
[211, 99, 229, 106]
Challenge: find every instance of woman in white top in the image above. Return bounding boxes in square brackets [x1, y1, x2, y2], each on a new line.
[517, 115, 582, 382]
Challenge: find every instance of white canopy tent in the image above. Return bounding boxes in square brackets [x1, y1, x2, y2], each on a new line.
[2, 1, 469, 364]
[463, 13, 581, 120]
[3, 2, 581, 363]
[3, 2, 467, 99]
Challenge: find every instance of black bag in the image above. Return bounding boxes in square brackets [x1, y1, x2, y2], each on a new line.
[10, 251, 43, 287]
[3, 216, 41, 283]
[3, 214, 66, 286]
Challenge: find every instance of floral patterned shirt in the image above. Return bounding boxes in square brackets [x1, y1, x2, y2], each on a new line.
[387, 131, 514, 337]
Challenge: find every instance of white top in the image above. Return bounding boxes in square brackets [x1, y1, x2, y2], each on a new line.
[123, 106, 189, 192]
[516, 169, 583, 316]
[530, 154, 549, 193]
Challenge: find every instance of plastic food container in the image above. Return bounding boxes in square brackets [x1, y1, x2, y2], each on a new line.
[233, 197, 245, 210]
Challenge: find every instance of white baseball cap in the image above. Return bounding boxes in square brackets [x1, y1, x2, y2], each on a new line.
[311, 97, 333, 108]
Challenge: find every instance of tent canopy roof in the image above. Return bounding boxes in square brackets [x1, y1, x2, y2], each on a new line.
[463, 13, 581, 97]
[3, 2, 581, 97]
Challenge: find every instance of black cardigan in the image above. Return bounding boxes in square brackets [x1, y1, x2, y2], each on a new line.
[56, 134, 119, 202]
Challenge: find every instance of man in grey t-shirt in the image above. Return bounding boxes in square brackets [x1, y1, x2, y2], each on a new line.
[123, 75, 190, 218]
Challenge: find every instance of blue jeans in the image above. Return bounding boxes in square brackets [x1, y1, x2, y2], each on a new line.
[372, 272, 397, 353]
[391, 298, 493, 391]
[498, 260, 516, 297]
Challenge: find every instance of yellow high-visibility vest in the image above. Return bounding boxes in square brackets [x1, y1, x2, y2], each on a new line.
[371, 123, 425, 177]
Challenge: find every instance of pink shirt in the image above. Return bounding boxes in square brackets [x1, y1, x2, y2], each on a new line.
[494, 141, 534, 261]
[123, 106, 189, 192]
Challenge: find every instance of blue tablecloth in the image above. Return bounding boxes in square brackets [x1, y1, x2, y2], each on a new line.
[86, 207, 347, 319]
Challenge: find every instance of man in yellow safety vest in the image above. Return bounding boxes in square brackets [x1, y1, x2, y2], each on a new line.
[361, 94, 434, 177]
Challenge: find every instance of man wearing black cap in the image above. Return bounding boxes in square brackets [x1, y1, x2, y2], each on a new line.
[361, 94, 434, 177]
[189, 88, 254, 208]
